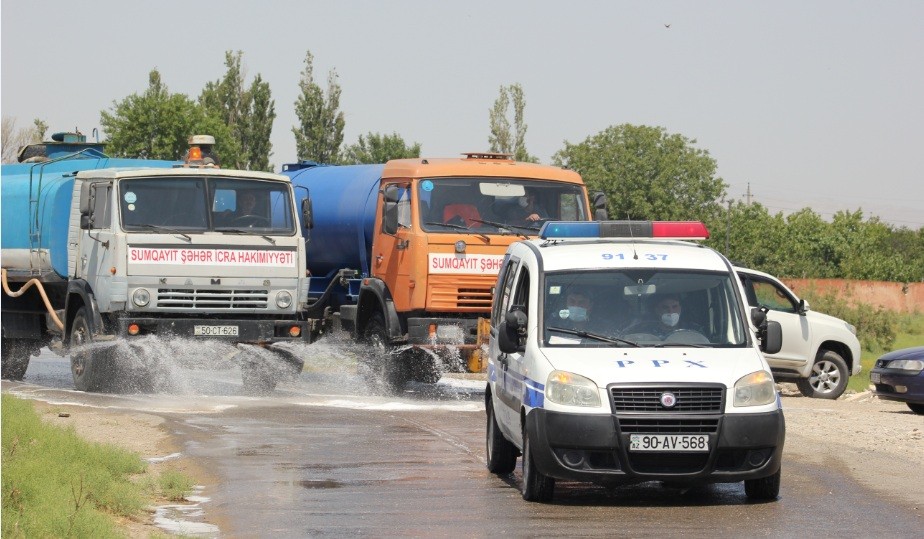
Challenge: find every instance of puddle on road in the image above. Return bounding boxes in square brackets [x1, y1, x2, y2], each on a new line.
[152, 485, 220, 537]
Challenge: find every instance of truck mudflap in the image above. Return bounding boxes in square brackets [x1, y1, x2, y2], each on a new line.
[405, 316, 491, 372]
[114, 317, 314, 344]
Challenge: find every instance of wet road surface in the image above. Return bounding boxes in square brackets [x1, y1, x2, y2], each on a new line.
[3, 341, 921, 537]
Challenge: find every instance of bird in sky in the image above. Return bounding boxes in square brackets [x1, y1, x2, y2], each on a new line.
[664, 23, 671, 28]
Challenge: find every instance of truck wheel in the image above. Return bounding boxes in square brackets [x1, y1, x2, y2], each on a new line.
[486, 399, 517, 474]
[407, 349, 441, 384]
[1, 338, 33, 380]
[521, 424, 554, 502]
[69, 307, 106, 392]
[745, 467, 781, 501]
[363, 313, 407, 393]
[241, 361, 278, 394]
[796, 350, 848, 399]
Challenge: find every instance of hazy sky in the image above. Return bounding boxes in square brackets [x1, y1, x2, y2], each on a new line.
[3, 1, 922, 228]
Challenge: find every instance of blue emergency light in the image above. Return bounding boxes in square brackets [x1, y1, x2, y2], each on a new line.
[539, 221, 710, 240]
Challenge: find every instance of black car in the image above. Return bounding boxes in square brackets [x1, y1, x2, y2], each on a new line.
[870, 346, 924, 415]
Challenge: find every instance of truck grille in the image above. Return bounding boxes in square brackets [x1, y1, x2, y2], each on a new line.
[156, 288, 268, 309]
[610, 386, 724, 413]
[428, 275, 494, 310]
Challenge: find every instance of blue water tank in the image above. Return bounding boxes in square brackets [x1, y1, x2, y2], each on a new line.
[1, 157, 176, 278]
[281, 163, 384, 278]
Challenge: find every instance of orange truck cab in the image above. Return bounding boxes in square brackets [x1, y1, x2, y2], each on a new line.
[283, 153, 602, 390]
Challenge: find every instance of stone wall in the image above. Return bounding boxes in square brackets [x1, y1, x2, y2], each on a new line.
[782, 279, 924, 314]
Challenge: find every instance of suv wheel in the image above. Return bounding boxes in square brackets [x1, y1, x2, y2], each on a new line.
[796, 350, 849, 399]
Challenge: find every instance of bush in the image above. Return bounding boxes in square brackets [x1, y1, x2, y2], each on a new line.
[803, 288, 897, 351]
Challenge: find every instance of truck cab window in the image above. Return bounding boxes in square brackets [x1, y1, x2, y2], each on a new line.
[90, 184, 111, 229]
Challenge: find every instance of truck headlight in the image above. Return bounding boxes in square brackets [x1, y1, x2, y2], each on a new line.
[275, 290, 293, 309]
[546, 370, 601, 407]
[734, 371, 777, 407]
[132, 288, 150, 307]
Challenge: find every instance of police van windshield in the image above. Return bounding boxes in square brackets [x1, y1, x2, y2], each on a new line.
[120, 177, 295, 235]
[418, 178, 587, 235]
[543, 269, 748, 348]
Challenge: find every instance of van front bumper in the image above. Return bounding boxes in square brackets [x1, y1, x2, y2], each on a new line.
[525, 408, 785, 486]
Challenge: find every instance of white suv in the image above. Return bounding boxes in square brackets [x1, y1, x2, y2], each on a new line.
[735, 266, 862, 399]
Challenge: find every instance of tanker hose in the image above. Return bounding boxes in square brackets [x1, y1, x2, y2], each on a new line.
[1, 268, 65, 331]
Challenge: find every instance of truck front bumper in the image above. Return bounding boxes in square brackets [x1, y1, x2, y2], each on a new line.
[525, 408, 785, 486]
[115, 317, 314, 344]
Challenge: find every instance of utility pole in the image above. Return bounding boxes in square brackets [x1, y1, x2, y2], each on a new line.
[745, 182, 753, 206]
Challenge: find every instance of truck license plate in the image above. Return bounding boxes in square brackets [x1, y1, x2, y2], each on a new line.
[629, 434, 709, 452]
[194, 325, 239, 337]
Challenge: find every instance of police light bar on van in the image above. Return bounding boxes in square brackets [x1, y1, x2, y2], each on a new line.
[539, 221, 710, 240]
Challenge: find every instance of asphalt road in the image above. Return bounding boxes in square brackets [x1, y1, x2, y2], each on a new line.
[3, 342, 921, 537]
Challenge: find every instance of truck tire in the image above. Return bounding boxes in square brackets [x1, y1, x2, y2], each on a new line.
[407, 349, 441, 384]
[69, 307, 109, 392]
[745, 467, 781, 500]
[362, 313, 407, 394]
[796, 350, 849, 399]
[486, 399, 518, 474]
[521, 424, 554, 502]
[1, 338, 33, 380]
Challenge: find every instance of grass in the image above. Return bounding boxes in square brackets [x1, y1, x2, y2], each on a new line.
[1, 395, 195, 538]
[847, 312, 924, 393]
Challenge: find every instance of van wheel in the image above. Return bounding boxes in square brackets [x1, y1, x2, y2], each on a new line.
[796, 350, 848, 399]
[362, 313, 407, 394]
[1, 338, 33, 380]
[69, 307, 109, 392]
[486, 400, 517, 474]
[745, 467, 781, 501]
[521, 425, 554, 502]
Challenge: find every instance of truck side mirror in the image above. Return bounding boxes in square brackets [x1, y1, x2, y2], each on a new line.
[798, 299, 809, 315]
[382, 185, 399, 235]
[79, 182, 92, 214]
[592, 191, 608, 221]
[80, 214, 92, 230]
[498, 307, 527, 354]
[301, 197, 314, 230]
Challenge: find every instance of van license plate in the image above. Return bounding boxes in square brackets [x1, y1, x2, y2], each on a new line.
[629, 434, 709, 452]
[194, 325, 239, 337]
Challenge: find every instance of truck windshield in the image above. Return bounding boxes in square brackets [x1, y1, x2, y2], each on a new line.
[418, 178, 587, 235]
[120, 177, 295, 235]
[542, 269, 748, 348]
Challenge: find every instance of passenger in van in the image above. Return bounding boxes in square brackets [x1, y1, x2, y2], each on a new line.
[549, 286, 617, 335]
[624, 293, 703, 337]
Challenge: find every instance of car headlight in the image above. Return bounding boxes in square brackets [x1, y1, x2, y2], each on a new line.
[546, 370, 601, 407]
[734, 370, 777, 407]
[275, 290, 293, 309]
[132, 288, 150, 307]
[888, 359, 924, 372]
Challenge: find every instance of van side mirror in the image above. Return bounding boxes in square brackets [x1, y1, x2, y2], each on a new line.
[498, 307, 527, 354]
[592, 191, 608, 221]
[301, 197, 314, 229]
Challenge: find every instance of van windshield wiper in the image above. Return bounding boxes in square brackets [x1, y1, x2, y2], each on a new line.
[546, 326, 639, 347]
[137, 224, 191, 242]
[424, 222, 490, 242]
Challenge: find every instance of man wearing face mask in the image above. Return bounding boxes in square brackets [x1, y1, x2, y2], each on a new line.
[510, 188, 548, 223]
[625, 293, 703, 338]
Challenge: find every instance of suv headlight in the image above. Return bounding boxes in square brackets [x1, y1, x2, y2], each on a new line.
[734, 371, 777, 407]
[546, 370, 601, 407]
[275, 290, 293, 309]
[132, 288, 150, 307]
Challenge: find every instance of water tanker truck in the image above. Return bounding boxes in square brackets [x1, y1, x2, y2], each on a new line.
[1, 133, 310, 392]
[283, 153, 605, 391]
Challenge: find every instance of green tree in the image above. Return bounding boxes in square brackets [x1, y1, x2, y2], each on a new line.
[342, 132, 421, 164]
[199, 51, 276, 171]
[292, 51, 345, 164]
[488, 83, 537, 163]
[554, 124, 727, 222]
[101, 70, 236, 161]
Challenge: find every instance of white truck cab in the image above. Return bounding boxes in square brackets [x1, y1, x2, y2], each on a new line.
[485, 221, 785, 502]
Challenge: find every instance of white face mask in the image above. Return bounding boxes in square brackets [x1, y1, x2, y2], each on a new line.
[569, 306, 588, 323]
[518, 196, 529, 208]
[661, 312, 680, 327]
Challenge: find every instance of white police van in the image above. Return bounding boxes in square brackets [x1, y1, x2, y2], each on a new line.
[485, 221, 785, 502]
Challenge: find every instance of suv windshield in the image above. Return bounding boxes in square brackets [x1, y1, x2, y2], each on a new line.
[418, 178, 586, 235]
[120, 177, 295, 235]
[542, 269, 747, 348]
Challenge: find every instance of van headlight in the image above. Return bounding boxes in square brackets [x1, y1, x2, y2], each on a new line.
[132, 288, 150, 307]
[734, 371, 777, 407]
[546, 370, 601, 407]
[275, 290, 293, 309]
